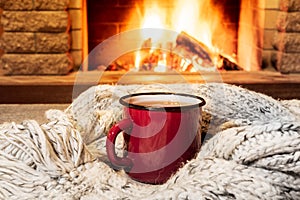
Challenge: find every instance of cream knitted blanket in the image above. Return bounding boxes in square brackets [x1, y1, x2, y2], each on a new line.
[0, 83, 299, 199]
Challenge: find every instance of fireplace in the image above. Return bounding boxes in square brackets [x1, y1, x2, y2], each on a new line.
[1, 0, 300, 74]
[0, 0, 300, 103]
[86, 0, 241, 72]
[82, 0, 300, 73]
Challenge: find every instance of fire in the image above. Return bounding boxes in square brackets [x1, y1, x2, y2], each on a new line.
[172, 0, 211, 47]
[134, 51, 141, 69]
[142, 4, 165, 29]
[127, 0, 234, 72]
[155, 52, 167, 72]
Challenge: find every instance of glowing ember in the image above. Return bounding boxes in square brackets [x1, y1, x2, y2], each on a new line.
[134, 51, 141, 70]
[155, 52, 167, 72]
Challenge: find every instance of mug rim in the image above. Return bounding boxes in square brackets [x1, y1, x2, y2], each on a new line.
[119, 92, 206, 112]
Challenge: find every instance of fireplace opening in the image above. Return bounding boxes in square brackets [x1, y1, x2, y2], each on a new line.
[1, 0, 300, 76]
[1, 0, 300, 102]
[86, 0, 243, 72]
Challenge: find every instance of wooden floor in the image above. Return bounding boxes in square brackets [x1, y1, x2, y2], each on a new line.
[0, 104, 69, 124]
[0, 71, 300, 103]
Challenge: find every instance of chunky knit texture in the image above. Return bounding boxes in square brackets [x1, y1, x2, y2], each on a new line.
[0, 83, 299, 199]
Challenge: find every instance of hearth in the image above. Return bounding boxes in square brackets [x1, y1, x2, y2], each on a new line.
[1, 0, 300, 104]
[1, 0, 300, 74]
[83, 0, 300, 73]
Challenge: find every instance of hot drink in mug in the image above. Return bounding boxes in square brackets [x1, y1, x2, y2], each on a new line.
[106, 92, 206, 184]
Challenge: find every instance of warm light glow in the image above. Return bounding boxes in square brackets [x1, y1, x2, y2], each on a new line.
[135, 0, 222, 49]
[140, 3, 168, 45]
[134, 51, 141, 70]
[171, 0, 220, 49]
[142, 5, 165, 29]
[128, 0, 228, 71]
[155, 53, 167, 72]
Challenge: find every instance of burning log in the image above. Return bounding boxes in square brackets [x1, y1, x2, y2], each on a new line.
[218, 54, 242, 71]
[133, 38, 184, 72]
[105, 31, 241, 72]
[174, 31, 215, 71]
[174, 31, 241, 71]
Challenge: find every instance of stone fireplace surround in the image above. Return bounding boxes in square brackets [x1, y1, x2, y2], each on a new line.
[0, 0, 300, 75]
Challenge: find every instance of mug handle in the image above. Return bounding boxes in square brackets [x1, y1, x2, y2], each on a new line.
[106, 118, 133, 170]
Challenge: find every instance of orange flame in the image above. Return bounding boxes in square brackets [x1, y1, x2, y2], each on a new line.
[129, 0, 227, 71]
[134, 51, 141, 70]
[142, 4, 165, 29]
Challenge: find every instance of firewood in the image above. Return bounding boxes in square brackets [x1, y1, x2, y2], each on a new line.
[218, 54, 242, 71]
[174, 31, 215, 69]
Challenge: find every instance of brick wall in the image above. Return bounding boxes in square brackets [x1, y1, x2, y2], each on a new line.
[0, 0, 73, 75]
[0, 0, 242, 74]
[238, 0, 300, 73]
[87, 0, 163, 52]
[69, 0, 84, 70]
[272, 0, 300, 73]
[261, 0, 280, 70]
[1, 0, 299, 75]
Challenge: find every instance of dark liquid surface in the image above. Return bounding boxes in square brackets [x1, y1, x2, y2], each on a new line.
[132, 100, 193, 107]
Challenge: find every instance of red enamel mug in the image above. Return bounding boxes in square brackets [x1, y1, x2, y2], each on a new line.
[106, 92, 206, 184]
